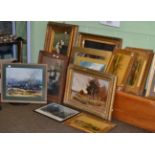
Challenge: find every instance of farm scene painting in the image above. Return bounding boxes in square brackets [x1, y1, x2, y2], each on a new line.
[71, 72, 109, 112]
[6, 67, 43, 97]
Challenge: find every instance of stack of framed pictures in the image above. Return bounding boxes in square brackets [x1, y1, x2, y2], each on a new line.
[44, 22, 78, 57]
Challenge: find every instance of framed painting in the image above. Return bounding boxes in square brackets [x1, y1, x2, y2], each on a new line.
[70, 47, 112, 72]
[124, 47, 153, 95]
[34, 102, 79, 122]
[44, 22, 78, 57]
[64, 65, 117, 121]
[145, 54, 155, 99]
[105, 49, 135, 87]
[38, 50, 68, 103]
[1, 63, 47, 104]
[64, 113, 115, 133]
[77, 32, 122, 52]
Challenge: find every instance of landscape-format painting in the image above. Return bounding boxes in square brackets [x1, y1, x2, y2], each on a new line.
[6, 67, 43, 97]
[70, 72, 109, 113]
[35, 103, 79, 122]
[79, 61, 105, 71]
[65, 113, 115, 133]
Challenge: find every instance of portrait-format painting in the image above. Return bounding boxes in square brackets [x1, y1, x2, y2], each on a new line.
[38, 51, 68, 103]
[35, 103, 79, 122]
[44, 22, 78, 57]
[105, 49, 135, 87]
[1, 63, 47, 103]
[65, 113, 115, 133]
[124, 47, 153, 95]
[64, 65, 117, 120]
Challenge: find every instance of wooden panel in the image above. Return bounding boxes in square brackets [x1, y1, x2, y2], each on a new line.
[113, 91, 155, 132]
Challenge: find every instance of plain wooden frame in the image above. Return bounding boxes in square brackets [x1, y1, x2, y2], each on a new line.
[44, 22, 78, 58]
[38, 50, 68, 103]
[64, 65, 117, 121]
[124, 47, 153, 95]
[77, 32, 122, 51]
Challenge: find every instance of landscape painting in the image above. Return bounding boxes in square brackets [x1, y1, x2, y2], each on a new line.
[6, 67, 43, 97]
[1, 64, 47, 103]
[79, 61, 105, 71]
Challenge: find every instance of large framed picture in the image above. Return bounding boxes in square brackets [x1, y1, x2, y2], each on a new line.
[105, 49, 135, 87]
[44, 22, 78, 57]
[34, 102, 79, 122]
[123, 47, 153, 95]
[1, 63, 47, 104]
[65, 113, 115, 133]
[77, 32, 122, 52]
[64, 65, 117, 121]
[146, 54, 155, 99]
[38, 50, 68, 103]
[70, 47, 112, 72]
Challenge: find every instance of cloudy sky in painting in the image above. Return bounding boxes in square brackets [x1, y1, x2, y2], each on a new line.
[6, 67, 43, 81]
[71, 72, 109, 92]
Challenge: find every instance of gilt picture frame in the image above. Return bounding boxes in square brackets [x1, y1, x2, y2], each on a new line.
[77, 32, 122, 52]
[64, 65, 117, 121]
[105, 49, 135, 87]
[65, 113, 115, 133]
[70, 47, 112, 72]
[124, 47, 153, 95]
[44, 22, 78, 57]
[145, 54, 155, 99]
[38, 50, 68, 103]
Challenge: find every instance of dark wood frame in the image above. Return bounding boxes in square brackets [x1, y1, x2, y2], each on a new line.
[44, 22, 78, 58]
[64, 65, 117, 121]
[105, 49, 135, 87]
[124, 47, 153, 95]
[38, 50, 68, 103]
[77, 32, 122, 51]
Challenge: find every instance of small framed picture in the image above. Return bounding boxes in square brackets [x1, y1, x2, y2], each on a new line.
[1, 63, 47, 104]
[64, 65, 117, 121]
[34, 103, 79, 122]
[77, 32, 122, 52]
[124, 47, 153, 95]
[38, 50, 68, 103]
[44, 22, 78, 57]
[105, 49, 135, 87]
[65, 113, 115, 133]
[70, 47, 112, 72]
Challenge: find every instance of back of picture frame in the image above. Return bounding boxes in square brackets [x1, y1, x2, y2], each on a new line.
[77, 32, 122, 51]
[124, 47, 153, 95]
[70, 47, 112, 72]
[44, 22, 78, 57]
